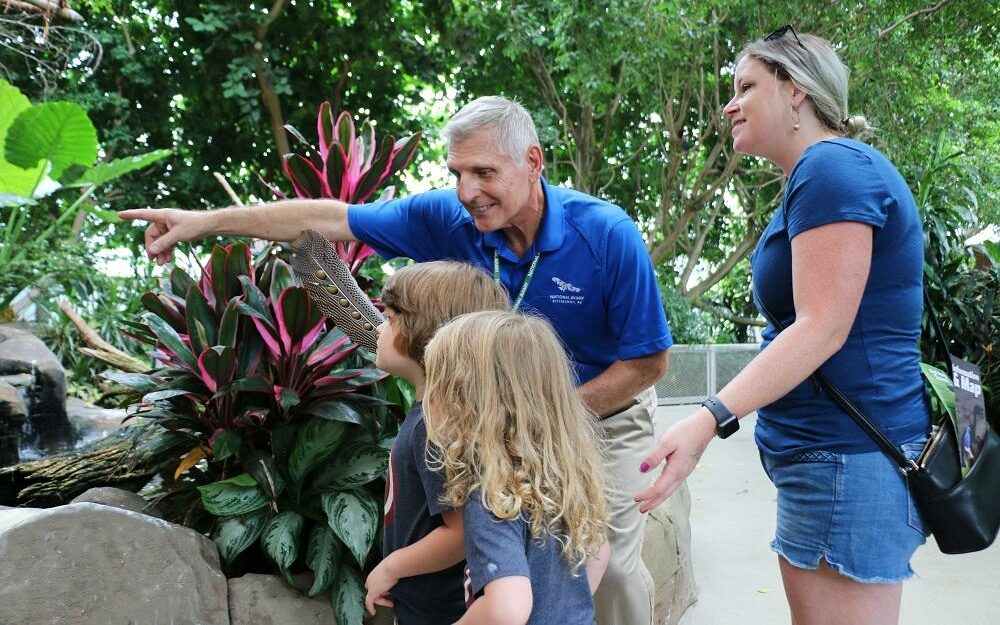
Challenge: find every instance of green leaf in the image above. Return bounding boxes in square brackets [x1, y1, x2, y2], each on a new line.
[100, 372, 158, 392]
[331, 565, 366, 625]
[141, 389, 192, 402]
[0, 78, 42, 196]
[211, 430, 242, 462]
[185, 286, 217, 355]
[278, 387, 301, 412]
[198, 473, 268, 516]
[268, 258, 297, 303]
[304, 400, 366, 425]
[213, 507, 270, 565]
[306, 524, 342, 597]
[312, 442, 388, 491]
[322, 490, 378, 568]
[143, 311, 198, 371]
[261, 510, 304, 574]
[218, 299, 240, 348]
[289, 417, 348, 486]
[241, 450, 286, 501]
[5, 102, 97, 179]
[63, 149, 172, 188]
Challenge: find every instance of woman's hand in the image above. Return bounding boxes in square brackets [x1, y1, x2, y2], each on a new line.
[634, 408, 718, 513]
[364, 557, 399, 615]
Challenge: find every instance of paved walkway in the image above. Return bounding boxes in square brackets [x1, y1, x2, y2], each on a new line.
[653, 405, 1000, 625]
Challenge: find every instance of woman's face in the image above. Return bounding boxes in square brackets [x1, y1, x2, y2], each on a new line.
[723, 56, 797, 160]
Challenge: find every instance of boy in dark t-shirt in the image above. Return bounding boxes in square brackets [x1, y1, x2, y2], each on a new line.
[364, 261, 510, 624]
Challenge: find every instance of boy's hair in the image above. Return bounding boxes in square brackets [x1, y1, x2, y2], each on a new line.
[423, 310, 609, 570]
[380, 261, 510, 368]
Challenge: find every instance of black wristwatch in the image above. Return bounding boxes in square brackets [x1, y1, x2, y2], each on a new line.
[701, 395, 739, 439]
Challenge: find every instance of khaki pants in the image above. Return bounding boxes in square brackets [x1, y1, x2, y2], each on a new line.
[593, 387, 658, 625]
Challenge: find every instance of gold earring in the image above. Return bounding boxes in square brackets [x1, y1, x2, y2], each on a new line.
[792, 107, 801, 131]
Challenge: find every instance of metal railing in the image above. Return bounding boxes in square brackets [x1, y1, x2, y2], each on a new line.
[655, 344, 760, 405]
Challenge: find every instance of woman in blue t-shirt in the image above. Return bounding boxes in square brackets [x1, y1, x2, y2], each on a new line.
[635, 27, 931, 625]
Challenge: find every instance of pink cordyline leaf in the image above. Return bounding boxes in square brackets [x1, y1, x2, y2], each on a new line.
[298, 316, 327, 353]
[314, 370, 364, 386]
[306, 334, 356, 367]
[197, 354, 219, 393]
[251, 316, 282, 358]
[362, 122, 377, 173]
[317, 101, 335, 161]
[256, 173, 287, 200]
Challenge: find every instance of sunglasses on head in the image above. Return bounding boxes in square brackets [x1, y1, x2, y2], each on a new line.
[765, 24, 807, 49]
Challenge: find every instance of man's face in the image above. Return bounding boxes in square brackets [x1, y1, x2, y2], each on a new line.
[446, 128, 534, 233]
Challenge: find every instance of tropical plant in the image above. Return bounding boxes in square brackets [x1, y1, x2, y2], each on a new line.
[916, 131, 998, 430]
[0, 77, 170, 312]
[109, 242, 399, 625]
[268, 105, 422, 276]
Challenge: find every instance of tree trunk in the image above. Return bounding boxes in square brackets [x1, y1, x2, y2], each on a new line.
[0, 424, 187, 507]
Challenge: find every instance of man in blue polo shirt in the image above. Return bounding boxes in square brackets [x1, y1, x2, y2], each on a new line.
[119, 96, 672, 625]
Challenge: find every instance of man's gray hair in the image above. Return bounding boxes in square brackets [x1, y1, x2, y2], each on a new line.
[740, 33, 871, 138]
[442, 96, 540, 163]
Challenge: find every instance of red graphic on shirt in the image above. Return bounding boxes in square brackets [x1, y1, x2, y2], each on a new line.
[383, 449, 397, 527]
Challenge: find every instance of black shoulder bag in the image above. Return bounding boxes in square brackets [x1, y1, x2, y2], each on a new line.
[754, 290, 1000, 554]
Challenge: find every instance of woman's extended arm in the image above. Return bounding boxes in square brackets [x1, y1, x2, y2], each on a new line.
[635, 221, 874, 511]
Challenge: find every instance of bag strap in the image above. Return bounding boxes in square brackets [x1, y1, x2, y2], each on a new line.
[751, 284, 946, 472]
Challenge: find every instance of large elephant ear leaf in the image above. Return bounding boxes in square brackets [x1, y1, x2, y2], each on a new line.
[331, 565, 366, 625]
[321, 490, 378, 568]
[0, 78, 42, 196]
[213, 507, 270, 565]
[261, 510, 304, 582]
[305, 524, 342, 597]
[5, 101, 97, 179]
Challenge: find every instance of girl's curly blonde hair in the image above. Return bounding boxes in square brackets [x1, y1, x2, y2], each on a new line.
[423, 310, 609, 571]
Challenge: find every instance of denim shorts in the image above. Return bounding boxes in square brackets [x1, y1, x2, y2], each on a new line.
[759, 439, 929, 583]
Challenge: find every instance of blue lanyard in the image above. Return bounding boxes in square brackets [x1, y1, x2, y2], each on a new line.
[493, 249, 541, 312]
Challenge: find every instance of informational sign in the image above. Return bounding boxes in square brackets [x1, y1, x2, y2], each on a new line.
[951, 355, 988, 471]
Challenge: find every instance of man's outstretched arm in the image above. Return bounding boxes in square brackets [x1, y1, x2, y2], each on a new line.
[118, 199, 356, 265]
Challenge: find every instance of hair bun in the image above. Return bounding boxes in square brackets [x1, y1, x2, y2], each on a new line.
[843, 114, 871, 139]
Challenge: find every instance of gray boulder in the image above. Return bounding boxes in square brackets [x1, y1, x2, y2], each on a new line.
[0, 380, 25, 466]
[70, 486, 164, 519]
[0, 502, 228, 625]
[229, 573, 335, 625]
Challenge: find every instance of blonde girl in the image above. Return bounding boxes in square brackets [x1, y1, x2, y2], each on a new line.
[423, 311, 610, 625]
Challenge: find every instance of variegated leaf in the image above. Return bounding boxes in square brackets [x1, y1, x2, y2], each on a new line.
[306, 524, 342, 597]
[288, 417, 348, 486]
[174, 446, 208, 480]
[331, 564, 366, 625]
[261, 510, 304, 573]
[312, 442, 388, 491]
[198, 473, 268, 516]
[213, 507, 269, 564]
[322, 490, 378, 568]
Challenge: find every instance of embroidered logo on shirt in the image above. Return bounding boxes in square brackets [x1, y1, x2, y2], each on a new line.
[551, 276, 581, 292]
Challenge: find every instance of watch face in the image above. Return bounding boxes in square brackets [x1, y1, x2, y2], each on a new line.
[717, 415, 739, 439]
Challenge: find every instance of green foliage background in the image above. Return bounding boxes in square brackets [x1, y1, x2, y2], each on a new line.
[1, 0, 997, 403]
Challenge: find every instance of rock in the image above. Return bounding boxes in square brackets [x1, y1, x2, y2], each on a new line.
[0, 502, 228, 625]
[0, 325, 69, 450]
[70, 486, 163, 519]
[643, 481, 697, 625]
[0, 381, 25, 466]
[229, 573, 335, 625]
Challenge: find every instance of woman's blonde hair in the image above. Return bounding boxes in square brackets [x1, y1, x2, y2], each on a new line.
[739, 31, 872, 138]
[380, 261, 510, 368]
[423, 310, 609, 570]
